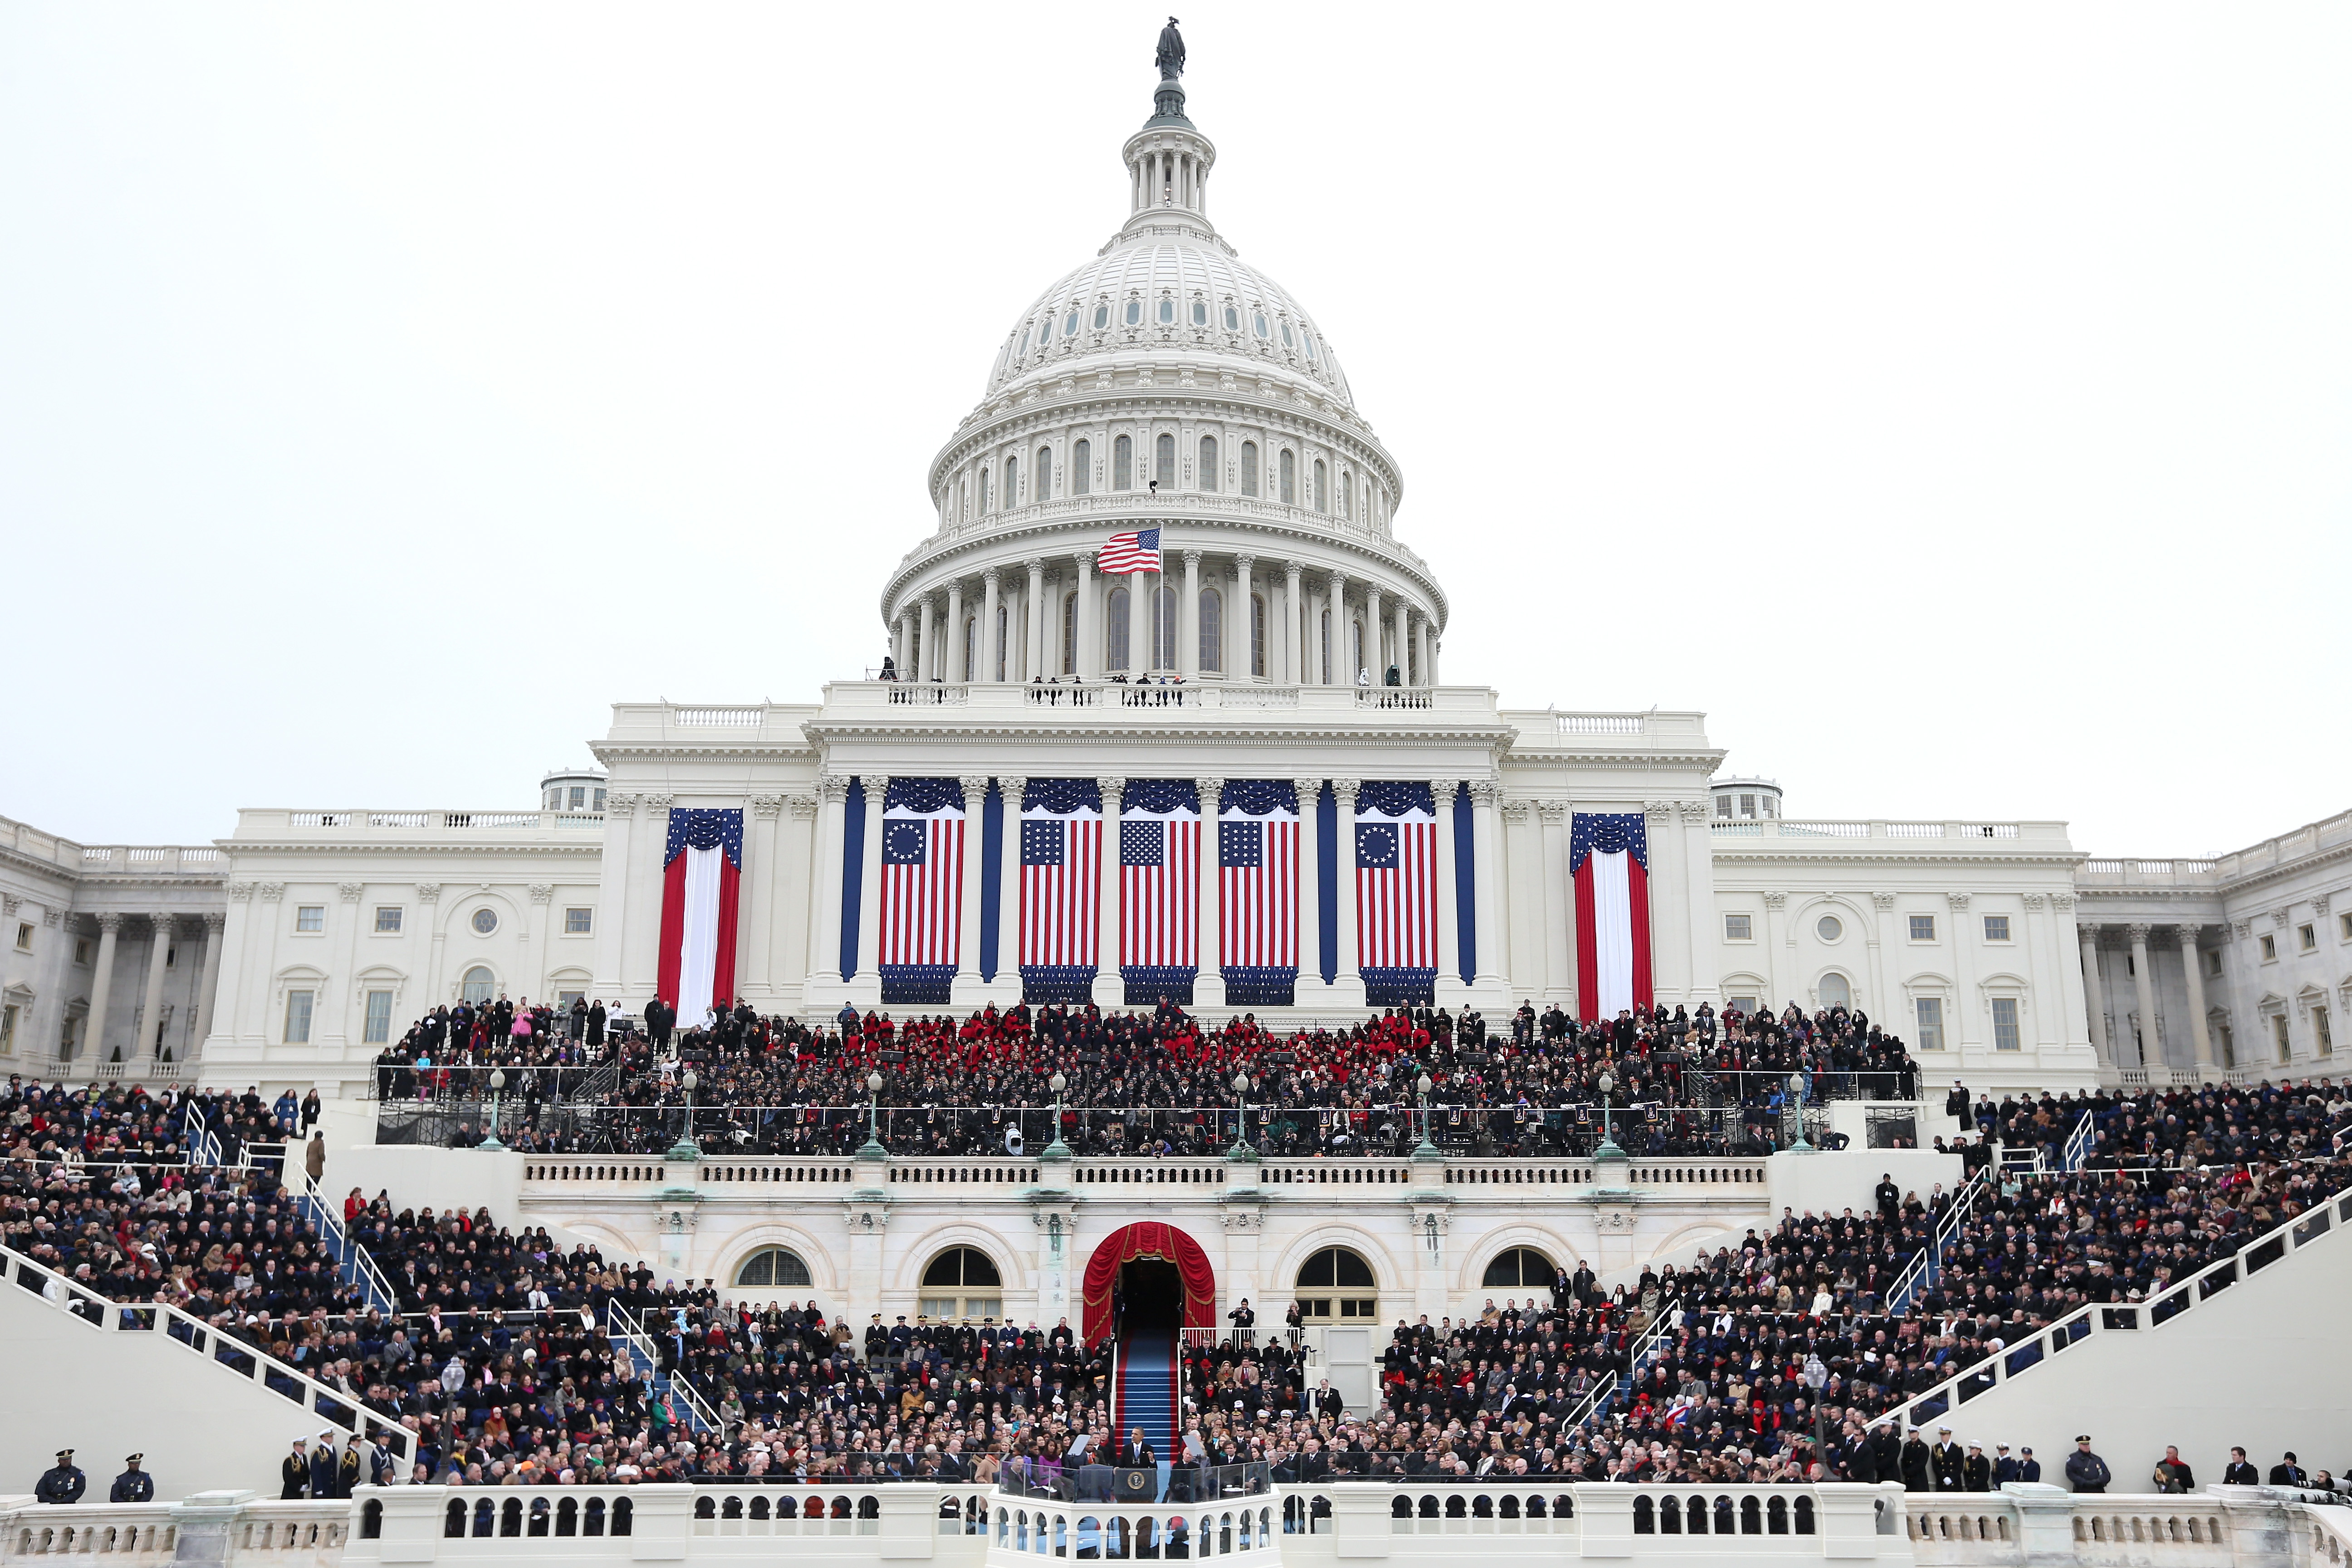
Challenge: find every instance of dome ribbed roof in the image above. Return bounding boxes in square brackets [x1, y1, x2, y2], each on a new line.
[984, 235, 1355, 408]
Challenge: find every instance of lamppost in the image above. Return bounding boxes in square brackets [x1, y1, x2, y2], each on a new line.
[1044, 1070, 1072, 1159]
[1593, 1071, 1623, 1160]
[1801, 1353, 1829, 1472]
[1787, 1070, 1814, 1153]
[858, 1069, 887, 1158]
[665, 1069, 701, 1161]
[1414, 1072, 1439, 1158]
[1229, 1070, 1255, 1158]
[478, 1068, 508, 1151]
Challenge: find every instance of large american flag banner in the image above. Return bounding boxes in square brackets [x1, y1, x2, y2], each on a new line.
[1120, 779, 1199, 1003]
[1219, 779, 1298, 1006]
[879, 779, 965, 1004]
[1572, 812, 1653, 1022]
[656, 807, 743, 1022]
[1356, 781, 1438, 1005]
[1098, 527, 1162, 574]
[1019, 779, 1102, 1004]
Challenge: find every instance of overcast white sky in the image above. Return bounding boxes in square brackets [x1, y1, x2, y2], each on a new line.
[3, 4, 2346, 858]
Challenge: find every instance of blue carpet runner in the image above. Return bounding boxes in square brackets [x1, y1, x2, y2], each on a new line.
[1114, 1328, 1179, 1462]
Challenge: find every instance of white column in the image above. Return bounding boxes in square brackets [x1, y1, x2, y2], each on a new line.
[1092, 778, 1126, 1007]
[892, 614, 910, 680]
[1180, 549, 1202, 679]
[995, 776, 1027, 1002]
[920, 596, 940, 681]
[1415, 616, 1433, 686]
[981, 569, 1002, 683]
[1642, 802, 1686, 1010]
[1362, 584, 1383, 679]
[1026, 558, 1048, 679]
[745, 798, 783, 1000]
[2079, 925, 2110, 1064]
[1326, 572, 1348, 684]
[945, 580, 965, 682]
[775, 795, 817, 1003]
[1296, 777, 1324, 1001]
[1076, 554, 1098, 679]
[1231, 555, 1255, 680]
[1469, 782, 1505, 993]
[1284, 560, 1305, 684]
[951, 775, 991, 1005]
[1949, 893, 1980, 1054]
[1539, 803, 1573, 1006]
[850, 776, 890, 1003]
[1503, 803, 1542, 1004]
[83, 914, 122, 1065]
[809, 777, 850, 993]
[1195, 778, 1225, 1008]
[2127, 922, 2158, 1070]
[191, 911, 226, 1056]
[137, 914, 174, 1061]
[1434, 782, 1466, 1008]
[1329, 779, 1367, 1009]
[1392, 599, 1410, 685]
[2179, 925, 2214, 1075]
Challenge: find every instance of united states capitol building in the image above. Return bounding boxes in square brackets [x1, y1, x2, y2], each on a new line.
[2, 33, 2350, 1568]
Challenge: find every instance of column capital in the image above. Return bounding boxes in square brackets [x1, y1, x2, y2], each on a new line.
[1024, 556, 1047, 573]
[96, 912, 125, 932]
[1872, 891, 1898, 911]
[1077, 550, 1098, 573]
[1536, 801, 1569, 825]
[2021, 891, 2048, 910]
[1467, 779, 1502, 807]
[817, 774, 853, 806]
[2175, 923, 2205, 946]
[1096, 776, 1127, 804]
[1762, 890, 1789, 911]
[1181, 549, 1203, 568]
[2051, 892, 2076, 911]
[150, 911, 178, 931]
[858, 775, 892, 801]
[1329, 778, 1361, 806]
[1675, 799, 1711, 823]
[202, 911, 226, 934]
[786, 794, 819, 820]
[1284, 559, 1305, 580]
[1233, 553, 1255, 573]
[1195, 777, 1224, 809]
[605, 791, 642, 813]
[981, 566, 1002, 588]
[957, 774, 992, 803]
[1499, 800, 1531, 825]
[643, 793, 675, 814]
[749, 794, 786, 818]
[998, 774, 1028, 805]
[1295, 776, 1325, 802]
[335, 884, 363, 904]
[1945, 891, 1972, 911]
[1642, 799, 1676, 821]
[414, 882, 441, 903]
[2123, 922, 2153, 942]
[1431, 779, 1461, 806]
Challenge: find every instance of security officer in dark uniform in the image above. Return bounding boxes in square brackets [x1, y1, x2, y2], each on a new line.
[36, 1450, 87, 1504]
[1932, 1427, 1966, 1491]
[280, 1438, 311, 1499]
[110, 1455, 155, 1503]
[1962, 1442, 1992, 1492]
[1900, 1429, 1933, 1492]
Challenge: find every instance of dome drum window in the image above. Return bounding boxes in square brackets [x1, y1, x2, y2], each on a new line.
[1224, 306, 1240, 331]
[1252, 312, 1269, 338]
[1295, 1246, 1377, 1320]
[1191, 299, 1208, 326]
[1157, 298, 1175, 324]
[1066, 310, 1081, 337]
[1124, 300, 1142, 326]
[919, 1247, 1002, 1323]
[735, 1247, 813, 1289]
[1093, 305, 1110, 331]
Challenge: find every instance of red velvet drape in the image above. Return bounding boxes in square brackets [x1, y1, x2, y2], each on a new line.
[1080, 1222, 1216, 1346]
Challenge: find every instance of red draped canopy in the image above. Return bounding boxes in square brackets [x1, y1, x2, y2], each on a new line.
[1080, 1222, 1216, 1346]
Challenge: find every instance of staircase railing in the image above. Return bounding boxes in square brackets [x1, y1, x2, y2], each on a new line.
[1885, 1174, 1988, 1317]
[605, 1298, 720, 1436]
[1564, 1298, 1683, 1439]
[2058, 1110, 2095, 1172]
[0, 1240, 413, 1467]
[1895, 1176, 2352, 1431]
[289, 1167, 399, 1316]
[181, 1100, 225, 1169]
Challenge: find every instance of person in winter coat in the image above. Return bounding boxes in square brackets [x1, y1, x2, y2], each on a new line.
[2065, 1436, 2112, 1494]
[1900, 1430, 1932, 1492]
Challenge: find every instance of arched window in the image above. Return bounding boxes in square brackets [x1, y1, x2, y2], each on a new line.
[920, 1247, 1002, 1322]
[1819, 973, 1852, 1008]
[1155, 432, 1176, 490]
[1003, 455, 1018, 507]
[1318, 609, 1331, 682]
[1073, 438, 1092, 496]
[1279, 450, 1295, 505]
[1350, 620, 1363, 680]
[1113, 435, 1133, 491]
[963, 617, 976, 682]
[1199, 588, 1222, 673]
[1152, 584, 1177, 669]
[1224, 305, 1240, 332]
[1313, 459, 1329, 513]
[1481, 1247, 1554, 1289]
[1198, 436, 1219, 493]
[995, 606, 1009, 681]
[959, 480, 969, 520]
[1093, 304, 1109, 331]
[462, 966, 495, 1005]
[735, 1247, 813, 1289]
[1156, 297, 1174, 324]
[980, 469, 991, 513]
[1037, 446, 1053, 500]
[1107, 588, 1131, 671]
[1250, 593, 1267, 677]
[1294, 1247, 1377, 1319]
[1240, 441, 1259, 497]
[1191, 299, 1208, 326]
[1338, 469, 1351, 519]
[1061, 593, 1077, 674]
[1124, 299, 1142, 326]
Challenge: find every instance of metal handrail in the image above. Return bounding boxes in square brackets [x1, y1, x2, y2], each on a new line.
[0, 1239, 413, 1466]
[2058, 1109, 2095, 1172]
[1884, 1175, 1988, 1318]
[291, 1166, 400, 1316]
[608, 1298, 723, 1436]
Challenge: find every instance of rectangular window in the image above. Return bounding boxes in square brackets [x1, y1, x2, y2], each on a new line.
[564, 907, 593, 935]
[74, 938, 90, 965]
[1909, 915, 1936, 942]
[2274, 1014, 2292, 1062]
[363, 990, 394, 1044]
[0, 1003, 14, 1056]
[1728, 996, 1758, 1016]
[568, 786, 587, 810]
[1251, 594, 1266, 677]
[1739, 794, 1756, 818]
[13, 922, 29, 952]
[2316, 1007, 2334, 1057]
[1982, 914, 2011, 942]
[1724, 913, 1753, 942]
[295, 906, 324, 933]
[374, 906, 403, 934]
[1715, 795, 1732, 818]
[593, 788, 607, 812]
[1991, 996, 2021, 1051]
[2204, 948, 2224, 978]
[557, 989, 586, 1012]
[1915, 997, 1945, 1052]
[284, 990, 314, 1044]
[2342, 912, 2352, 942]
[2299, 923, 2317, 952]
[2260, 934, 2278, 961]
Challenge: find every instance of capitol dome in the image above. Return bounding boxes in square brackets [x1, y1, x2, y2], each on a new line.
[880, 53, 1445, 694]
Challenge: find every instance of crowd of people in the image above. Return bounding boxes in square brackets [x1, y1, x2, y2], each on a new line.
[367, 997, 1919, 1161]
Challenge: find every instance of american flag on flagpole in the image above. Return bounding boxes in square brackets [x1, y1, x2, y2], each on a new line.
[878, 780, 965, 1003]
[1119, 782, 1200, 982]
[1355, 782, 1439, 1001]
[1218, 780, 1298, 978]
[1098, 527, 1162, 574]
[1019, 779, 1102, 1002]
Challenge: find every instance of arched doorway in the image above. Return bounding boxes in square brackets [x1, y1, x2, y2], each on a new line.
[1080, 1222, 1215, 1346]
